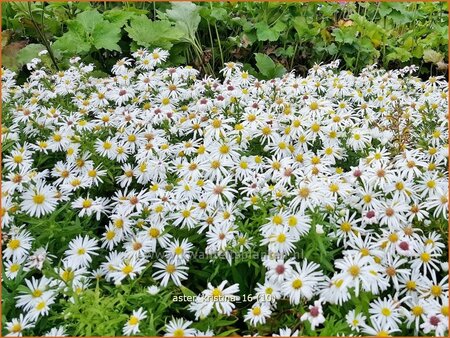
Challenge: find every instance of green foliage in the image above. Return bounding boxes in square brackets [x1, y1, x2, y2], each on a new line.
[125, 15, 183, 49]
[2, 1, 448, 79]
[53, 10, 121, 54]
[254, 53, 286, 79]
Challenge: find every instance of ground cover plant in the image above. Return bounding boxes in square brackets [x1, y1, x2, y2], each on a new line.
[1, 44, 448, 336]
[2, 1, 448, 81]
[1, 1, 449, 337]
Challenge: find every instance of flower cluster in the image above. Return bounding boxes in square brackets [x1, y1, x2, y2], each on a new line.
[1, 48, 448, 336]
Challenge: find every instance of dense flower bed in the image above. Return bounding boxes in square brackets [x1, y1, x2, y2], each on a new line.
[1, 49, 448, 337]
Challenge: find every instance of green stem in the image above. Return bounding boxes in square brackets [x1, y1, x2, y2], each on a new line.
[27, 2, 59, 71]
[214, 23, 224, 67]
[207, 20, 215, 70]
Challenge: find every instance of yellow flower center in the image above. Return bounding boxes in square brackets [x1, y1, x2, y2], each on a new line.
[122, 265, 134, 275]
[276, 233, 286, 243]
[420, 252, 431, 262]
[11, 323, 22, 333]
[381, 307, 391, 316]
[149, 228, 160, 238]
[8, 239, 21, 250]
[166, 264, 176, 274]
[340, 222, 352, 232]
[348, 265, 360, 277]
[82, 199, 92, 208]
[431, 285, 442, 297]
[252, 306, 261, 315]
[33, 194, 45, 204]
[128, 316, 139, 325]
[13, 154, 23, 163]
[173, 329, 185, 337]
[412, 306, 424, 316]
[292, 279, 303, 289]
[32, 289, 43, 298]
[212, 288, 222, 298]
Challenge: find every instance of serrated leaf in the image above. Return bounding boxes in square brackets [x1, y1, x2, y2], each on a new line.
[76, 10, 103, 33]
[92, 22, 121, 51]
[386, 47, 412, 62]
[104, 8, 135, 27]
[126, 16, 183, 49]
[255, 22, 279, 42]
[53, 20, 90, 55]
[332, 28, 356, 44]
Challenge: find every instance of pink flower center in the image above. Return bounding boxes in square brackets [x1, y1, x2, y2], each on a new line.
[366, 210, 375, 218]
[399, 241, 409, 250]
[310, 306, 320, 317]
[353, 169, 362, 177]
[430, 316, 440, 326]
[275, 264, 285, 275]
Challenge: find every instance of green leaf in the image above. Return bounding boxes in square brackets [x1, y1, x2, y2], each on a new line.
[332, 28, 356, 44]
[166, 2, 200, 40]
[53, 20, 90, 54]
[254, 53, 286, 79]
[76, 10, 103, 33]
[292, 16, 314, 39]
[180, 286, 197, 298]
[217, 329, 239, 336]
[92, 22, 121, 51]
[255, 22, 279, 42]
[104, 8, 136, 27]
[386, 47, 412, 62]
[378, 3, 393, 17]
[17, 43, 46, 65]
[126, 16, 183, 49]
[210, 8, 227, 21]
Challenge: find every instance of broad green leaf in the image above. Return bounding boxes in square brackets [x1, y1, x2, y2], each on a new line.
[255, 53, 286, 79]
[332, 27, 356, 44]
[53, 20, 90, 54]
[126, 16, 183, 49]
[104, 8, 136, 27]
[53, 27, 90, 54]
[92, 22, 121, 51]
[292, 16, 313, 39]
[76, 10, 103, 33]
[386, 47, 412, 62]
[166, 2, 200, 40]
[17, 43, 46, 65]
[255, 22, 279, 42]
[378, 3, 393, 17]
[210, 8, 227, 21]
